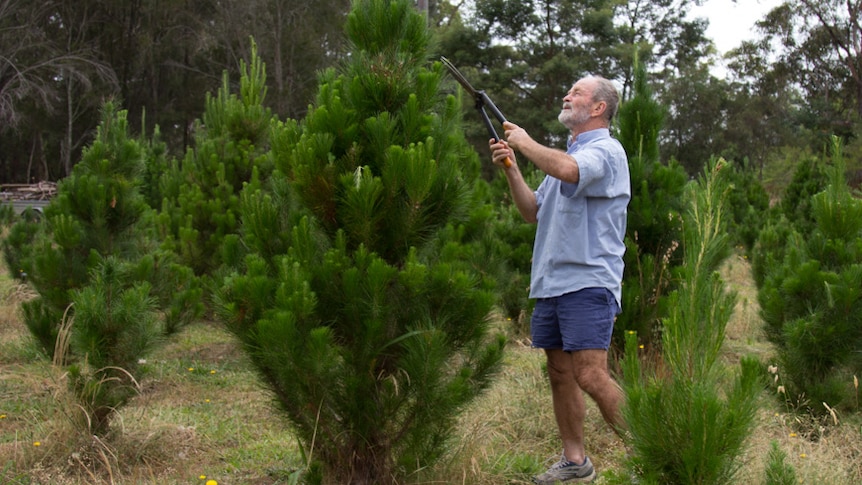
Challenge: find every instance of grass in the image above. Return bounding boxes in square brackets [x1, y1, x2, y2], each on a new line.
[1, 252, 861, 484]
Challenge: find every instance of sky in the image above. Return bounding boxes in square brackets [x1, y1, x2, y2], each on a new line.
[689, 0, 784, 55]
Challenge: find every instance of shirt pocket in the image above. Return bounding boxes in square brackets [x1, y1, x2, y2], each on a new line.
[556, 191, 586, 215]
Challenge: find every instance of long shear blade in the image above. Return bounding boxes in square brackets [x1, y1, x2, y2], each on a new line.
[440, 56, 479, 98]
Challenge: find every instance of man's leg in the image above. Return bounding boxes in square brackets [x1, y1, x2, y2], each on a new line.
[571, 348, 624, 436]
[545, 348, 588, 464]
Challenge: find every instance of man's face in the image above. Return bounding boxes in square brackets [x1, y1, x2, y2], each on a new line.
[558, 79, 595, 129]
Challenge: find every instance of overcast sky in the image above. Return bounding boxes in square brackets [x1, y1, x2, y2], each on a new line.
[690, 0, 783, 54]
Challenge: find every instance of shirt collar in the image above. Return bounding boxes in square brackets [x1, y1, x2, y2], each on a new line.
[567, 128, 611, 149]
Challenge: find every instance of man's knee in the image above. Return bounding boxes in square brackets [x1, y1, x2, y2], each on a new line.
[572, 366, 608, 394]
[544, 350, 575, 384]
[570, 350, 611, 393]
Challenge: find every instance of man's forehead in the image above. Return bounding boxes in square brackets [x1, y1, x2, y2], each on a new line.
[570, 77, 596, 93]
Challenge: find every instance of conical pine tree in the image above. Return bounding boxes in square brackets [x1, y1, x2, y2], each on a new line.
[158, 39, 273, 279]
[2, 103, 171, 436]
[217, 1, 505, 483]
[757, 137, 862, 413]
[7, 103, 154, 360]
[614, 53, 687, 351]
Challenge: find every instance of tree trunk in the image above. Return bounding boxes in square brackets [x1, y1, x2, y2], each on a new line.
[64, 73, 73, 177]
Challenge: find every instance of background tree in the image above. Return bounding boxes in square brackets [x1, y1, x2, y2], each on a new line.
[217, 1, 505, 482]
[1, 104, 176, 436]
[614, 0, 712, 97]
[0, 0, 353, 183]
[0, 0, 116, 182]
[617, 159, 761, 484]
[730, 0, 862, 179]
[755, 138, 862, 415]
[209, 0, 351, 120]
[157, 40, 274, 280]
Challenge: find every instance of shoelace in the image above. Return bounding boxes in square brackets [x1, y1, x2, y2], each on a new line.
[550, 456, 576, 470]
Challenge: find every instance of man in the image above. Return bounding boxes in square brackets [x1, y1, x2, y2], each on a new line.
[489, 75, 630, 484]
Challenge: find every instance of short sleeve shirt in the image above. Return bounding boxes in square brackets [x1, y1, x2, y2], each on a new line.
[530, 128, 630, 308]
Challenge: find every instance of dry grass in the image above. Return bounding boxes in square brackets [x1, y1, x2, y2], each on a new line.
[1, 252, 861, 484]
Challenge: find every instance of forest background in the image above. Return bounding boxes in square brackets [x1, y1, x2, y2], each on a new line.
[2, 0, 862, 189]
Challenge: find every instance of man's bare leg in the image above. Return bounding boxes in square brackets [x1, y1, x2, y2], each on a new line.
[545, 348, 588, 464]
[571, 348, 624, 435]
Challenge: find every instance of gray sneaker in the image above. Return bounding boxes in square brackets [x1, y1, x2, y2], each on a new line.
[532, 454, 597, 484]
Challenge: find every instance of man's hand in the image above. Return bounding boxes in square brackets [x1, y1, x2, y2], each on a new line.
[489, 138, 516, 169]
[502, 121, 532, 151]
[502, 121, 580, 183]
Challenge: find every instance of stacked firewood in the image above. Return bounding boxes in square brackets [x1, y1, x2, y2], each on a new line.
[0, 182, 58, 201]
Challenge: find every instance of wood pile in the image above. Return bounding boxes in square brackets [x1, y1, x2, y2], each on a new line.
[0, 182, 58, 201]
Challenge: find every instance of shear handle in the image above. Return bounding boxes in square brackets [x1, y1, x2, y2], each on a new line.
[478, 105, 513, 168]
[478, 91, 507, 124]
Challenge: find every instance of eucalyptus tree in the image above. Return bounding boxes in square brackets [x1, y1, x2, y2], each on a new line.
[614, 0, 713, 98]
[0, 0, 116, 182]
[746, 0, 862, 145]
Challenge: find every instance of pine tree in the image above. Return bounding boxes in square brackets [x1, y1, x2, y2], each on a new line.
[619, 159, 761, 484]
[158, 39, 273, 279]
[756, 137, 862, 414]
[7, 103, 153, 360]
[2, 103, 171, 436]
[217, 1, 505, 483]
[615, 54, 687, 351]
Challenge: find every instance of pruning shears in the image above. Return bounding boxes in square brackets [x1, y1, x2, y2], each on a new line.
[441, 57, 513, 168]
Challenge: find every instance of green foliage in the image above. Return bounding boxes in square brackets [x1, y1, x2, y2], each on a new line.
[614, 61, 687, 350]
[217, 1, 505, 483]
[779, 154, 829, 233]
[140, 123, 172, 210]
[0, 204, 15, 228]
[158, 39, 274, 278]
[617, 52, 664, 164]
[0, 103, 189, 437]
[1, 215, 40, 281]
[755, 138, 862, 415]
[4, 104, 151, 359]
[67, 257, 161, 436]
[430, 171, 541, 336]
[718, 159, 772, 252]
[619, 159, 761, 485]
[764, 441, 798, 485]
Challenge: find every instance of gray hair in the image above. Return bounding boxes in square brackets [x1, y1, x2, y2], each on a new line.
[589, 76, 620, 123]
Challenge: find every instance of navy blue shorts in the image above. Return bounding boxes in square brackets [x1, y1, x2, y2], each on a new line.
[531, 287, 620, 351]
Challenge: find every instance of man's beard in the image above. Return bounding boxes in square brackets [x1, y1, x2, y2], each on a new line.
[558, 105, 590, 129]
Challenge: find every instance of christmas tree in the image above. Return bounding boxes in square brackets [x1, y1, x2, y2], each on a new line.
[217, 0, 505, 482]
[4, 104, 173, 435]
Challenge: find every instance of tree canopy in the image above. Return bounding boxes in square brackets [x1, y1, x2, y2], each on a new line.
[2, 0, 861, 184]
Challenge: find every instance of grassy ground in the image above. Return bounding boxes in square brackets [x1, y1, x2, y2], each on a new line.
[1, 252, 861, 484]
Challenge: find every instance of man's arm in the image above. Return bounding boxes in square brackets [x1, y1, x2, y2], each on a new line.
[503, 122, 580, 184]
[490, 138, 538, 223]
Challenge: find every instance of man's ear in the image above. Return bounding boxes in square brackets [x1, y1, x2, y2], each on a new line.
[592, 101, 607, 117]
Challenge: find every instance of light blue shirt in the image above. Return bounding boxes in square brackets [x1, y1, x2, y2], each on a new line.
[530, 128, 630, 307]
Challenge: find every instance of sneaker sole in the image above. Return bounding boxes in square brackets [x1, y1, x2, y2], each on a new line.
[532, 470, 597, 484]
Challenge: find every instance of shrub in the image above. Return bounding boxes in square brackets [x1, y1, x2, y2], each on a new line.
[216, 1, 505, 483]
[756, 137, 862, 415]
[618, 160, 761, 484]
